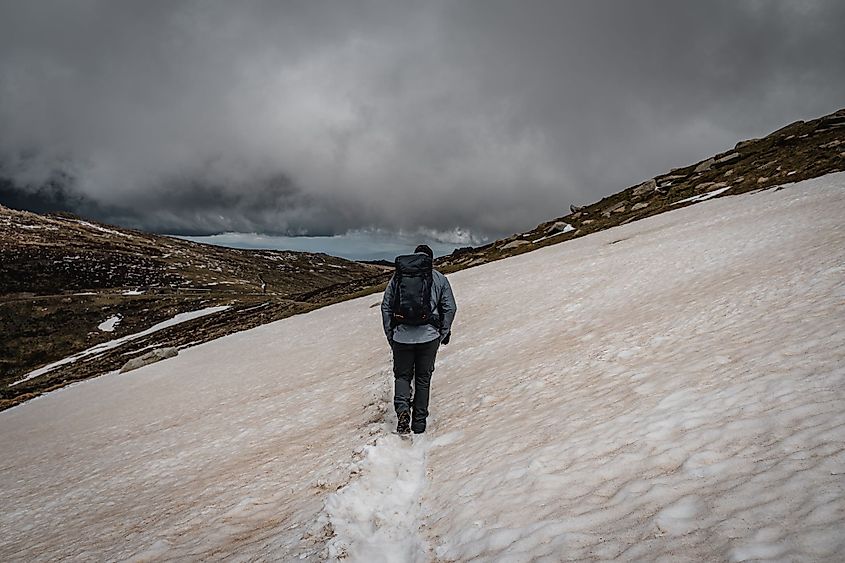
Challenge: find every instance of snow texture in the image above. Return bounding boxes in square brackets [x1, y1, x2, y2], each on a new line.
[10, 305, 230, 386]
[1, 173, 844, 561]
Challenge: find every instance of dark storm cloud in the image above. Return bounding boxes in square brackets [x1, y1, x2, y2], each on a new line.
[0, 0, 843, 240]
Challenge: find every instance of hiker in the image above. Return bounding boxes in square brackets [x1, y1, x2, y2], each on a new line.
[381, 244, 457, 435]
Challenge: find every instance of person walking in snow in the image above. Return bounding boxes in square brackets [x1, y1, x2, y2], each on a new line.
[381, 244, 457, 434]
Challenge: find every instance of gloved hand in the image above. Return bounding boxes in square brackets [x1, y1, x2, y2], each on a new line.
[440, 331, 451, 345]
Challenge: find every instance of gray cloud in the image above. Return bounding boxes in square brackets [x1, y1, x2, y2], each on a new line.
[1, 0, 843, 240]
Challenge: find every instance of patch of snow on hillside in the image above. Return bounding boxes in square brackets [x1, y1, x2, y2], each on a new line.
[98, 314, 122, 332]
[10, 306, 230, 386]
[74, 220, 132, 237]
[1, 173, 844, 561]
[674, 186, 732, 204]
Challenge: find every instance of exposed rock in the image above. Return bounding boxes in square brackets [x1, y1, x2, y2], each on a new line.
[601, 201, 629, 218]
[820, 139, 842, 149]
[716, 152, 741, 165]
[694, 158, 715, 173]
[757, 177, 769, 184]
[501, 240, 531, 250]
[735, 139, 758, 150]
[582, 219, 595, 225]
[632, 179, 656, 198]
[816, 114, 845, 131]
[694, 182, 716, 193]
[120, 347, 179, 374]
[570, 204, 584, 214]
[545, 221, 572, 234]
[724, 169, 734, 177]
[631, 202, 650, 211]
[570, 212, 583, 220]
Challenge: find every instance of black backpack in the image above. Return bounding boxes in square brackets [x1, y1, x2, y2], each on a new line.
[391, 254, 440, 328]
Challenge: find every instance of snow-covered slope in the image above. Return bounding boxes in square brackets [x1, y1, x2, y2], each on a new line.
[2, 174, 844, 561]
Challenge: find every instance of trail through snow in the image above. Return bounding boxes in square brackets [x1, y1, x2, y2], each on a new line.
[1, 174, 844, 561]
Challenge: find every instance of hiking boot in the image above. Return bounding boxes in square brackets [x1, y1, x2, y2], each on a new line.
[397, 410, 411, 434]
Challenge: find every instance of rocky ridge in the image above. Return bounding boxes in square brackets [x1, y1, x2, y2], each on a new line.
[436, 108, 845, 271]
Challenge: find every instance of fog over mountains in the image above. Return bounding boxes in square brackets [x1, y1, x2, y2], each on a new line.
[1, 1, 844, 241]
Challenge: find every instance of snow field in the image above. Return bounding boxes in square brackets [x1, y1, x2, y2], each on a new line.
[1, 173, 844, 561]
[420, 176, 845, 561]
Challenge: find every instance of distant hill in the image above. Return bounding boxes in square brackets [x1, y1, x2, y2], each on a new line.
[0, 210, 387, 409]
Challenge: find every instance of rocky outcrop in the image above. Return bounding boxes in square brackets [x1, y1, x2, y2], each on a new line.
[120, 347, 179, 374]
[601, 201, 629, 217]
[816, 111, 845, 132]
[501, 239, 531, 250]
[716, 152, 741, 165]
[545, 221, 572, 234]
[632, 179, 656, 198]
[694, 158, 716, 173]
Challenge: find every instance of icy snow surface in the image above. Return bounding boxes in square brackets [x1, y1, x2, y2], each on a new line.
[1, 174, 844, 561]
[10, 306, 230, 386]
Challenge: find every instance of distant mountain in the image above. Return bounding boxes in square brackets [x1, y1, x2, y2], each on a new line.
[0, 209, 387, 409]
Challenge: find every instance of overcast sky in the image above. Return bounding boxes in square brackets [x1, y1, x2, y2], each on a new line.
[1, 0, 843, 243]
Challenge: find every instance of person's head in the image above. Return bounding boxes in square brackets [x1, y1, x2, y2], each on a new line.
[414, 244, 434, 259]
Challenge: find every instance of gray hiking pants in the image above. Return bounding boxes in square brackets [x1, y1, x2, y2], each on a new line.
[391, 338, 439, 432]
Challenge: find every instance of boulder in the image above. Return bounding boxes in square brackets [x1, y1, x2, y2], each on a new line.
[631, 202, 650, 211]
[757, 177, 769, 184]
[570, 204, 584, 214]
[120, 347, 179, 374]
[501, 240, 531, 250]
[545, 221, 572, 234]
[694, 158, 715, 173]
[632, 179, 656, 197]
[601, 200, 629, 218]
[716, 152, 741, 165]
[735, 139, 758, 150]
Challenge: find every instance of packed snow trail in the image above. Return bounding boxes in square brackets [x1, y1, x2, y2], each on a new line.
[314, 371, 463, 562]
[1, 173, 844, 561]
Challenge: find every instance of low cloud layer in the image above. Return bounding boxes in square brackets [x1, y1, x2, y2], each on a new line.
[1, 1, 843, 239]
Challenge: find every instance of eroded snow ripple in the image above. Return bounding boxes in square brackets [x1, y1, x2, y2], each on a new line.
[1, 173, 844, 561]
